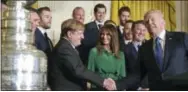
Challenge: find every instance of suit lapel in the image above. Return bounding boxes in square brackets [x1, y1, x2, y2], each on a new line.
[37, 28, 53, 51]
[93, 21, 99, 31]
[163, 32, 176, 72]
[62, 38, 79, 55]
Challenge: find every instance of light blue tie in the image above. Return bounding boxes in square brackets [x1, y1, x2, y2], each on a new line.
[154, 37, 163, 71]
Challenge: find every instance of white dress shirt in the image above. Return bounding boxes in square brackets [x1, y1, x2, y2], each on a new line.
[95, 20, 104, 30]
[38, 26, 47, 36]
[153, 30, 166, 56]
[133, 41, 142, 52]
[119, 25, 124, 35]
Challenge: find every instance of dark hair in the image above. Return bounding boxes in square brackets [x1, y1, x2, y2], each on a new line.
[37, 6, 51, 16]
[104, 20, 117, 27]
[94, 3, 106, 13]
[131, 20, 145, 32]
[118, 6, 131, 16]
[96, 24, 120, 59]
[27, 7, 38, 13]
[126, 20, 134, 24]
[1, 0, 7, 5]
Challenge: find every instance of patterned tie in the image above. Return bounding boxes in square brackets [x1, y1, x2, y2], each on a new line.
[98, 24, 103, 29]
[154, 37, 163, 71]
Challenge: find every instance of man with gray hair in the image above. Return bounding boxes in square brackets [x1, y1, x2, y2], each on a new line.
[72, 7, 85, 24]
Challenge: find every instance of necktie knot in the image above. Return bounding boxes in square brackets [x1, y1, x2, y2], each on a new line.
[155, 37, 161, 43]
[137, 44, 141, 49]
[44, 32, 48, 39]
[98, 24, 103, 29]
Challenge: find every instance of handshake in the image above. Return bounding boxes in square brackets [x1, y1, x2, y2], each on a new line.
[103, 78, 117, 90]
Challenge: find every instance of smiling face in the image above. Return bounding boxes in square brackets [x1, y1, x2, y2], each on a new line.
[94, 8, 106, 22]
[124, 22, 133, 40]
[100, 30, 111, 46]
[133, 23, 147, 42]
[144, 10, 165, 37]
[68, 30, 84, 47]
[119, 11, 130, 26]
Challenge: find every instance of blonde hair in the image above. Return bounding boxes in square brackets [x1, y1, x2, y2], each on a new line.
[60, 19, 84, 37]
[144, 9, 164, 19]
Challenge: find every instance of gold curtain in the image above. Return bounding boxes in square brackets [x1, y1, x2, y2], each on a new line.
[31, 1, 39, 9]
[111, 1, 176, 39]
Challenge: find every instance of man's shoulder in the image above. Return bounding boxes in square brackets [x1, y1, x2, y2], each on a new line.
[125, 42, 134, 49]
[55, 39, 70, 50]
[167, 31, 187, 39]
[35, 28, 41, 34]
[167, 31, 185, 35]
[85, 21, 95, 27]
[90, 47, 98, 53]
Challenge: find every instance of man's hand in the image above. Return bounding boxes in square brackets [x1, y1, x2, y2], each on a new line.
[137, 87, 149, 91]
[103, 78, 117, 90]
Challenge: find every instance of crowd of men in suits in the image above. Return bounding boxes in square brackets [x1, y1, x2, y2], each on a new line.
[2, 1, 188, 90]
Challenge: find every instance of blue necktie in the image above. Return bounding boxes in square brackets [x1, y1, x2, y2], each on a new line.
[154, 37, 163, 71]
[137, 45, 141, 52]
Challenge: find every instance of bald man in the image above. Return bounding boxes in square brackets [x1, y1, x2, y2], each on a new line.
[113, 10, 188, 91]
[72, 7, 85, 24]
[29, 9, 40, 31]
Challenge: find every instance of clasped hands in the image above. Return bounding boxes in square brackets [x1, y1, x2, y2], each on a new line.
[103, 78, 117, 90]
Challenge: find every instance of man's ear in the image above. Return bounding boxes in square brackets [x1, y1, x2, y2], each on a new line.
[67, 31, 72, 38]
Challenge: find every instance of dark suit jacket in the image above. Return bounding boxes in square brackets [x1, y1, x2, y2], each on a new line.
[77, 21, 99, 66]
[117, 26, 125, 51]
[124, 43, 148, 90]
[49, 38, 104, 91]
[34, 28, 53, 55]
[34, 28, 53, 86]
[117, 31, 188, 91]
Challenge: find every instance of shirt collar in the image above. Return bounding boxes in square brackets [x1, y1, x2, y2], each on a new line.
[155, 30, 166, 41]
[119, 25, 124, 30]
[132, 41, 142, 47]
[125, 40, 131, 44]
[95, 20, 104, 26]
[63, 37, 75, 49]
[38, 26, 47, 35]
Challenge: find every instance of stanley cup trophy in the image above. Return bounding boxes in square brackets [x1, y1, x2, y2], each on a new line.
[1, 0, 48, 90]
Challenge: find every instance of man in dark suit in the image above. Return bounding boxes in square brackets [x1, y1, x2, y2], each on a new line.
[49, 19, 115, 90]
[34, 7, 53, 88]
[109, 10, 188, 91]
[35, 6, 53, 57]
[77, 3, 106, 66]
[124, 20, 148, 91]
[117, 6, 131, 51]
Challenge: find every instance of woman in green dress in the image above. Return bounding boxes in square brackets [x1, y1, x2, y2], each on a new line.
[87, 24, 126, 90]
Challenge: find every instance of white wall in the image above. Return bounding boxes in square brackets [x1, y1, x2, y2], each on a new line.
[38, 1, 111, 44]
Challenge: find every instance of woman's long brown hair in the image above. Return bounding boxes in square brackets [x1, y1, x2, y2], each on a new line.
[96, 24, 120, 59]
